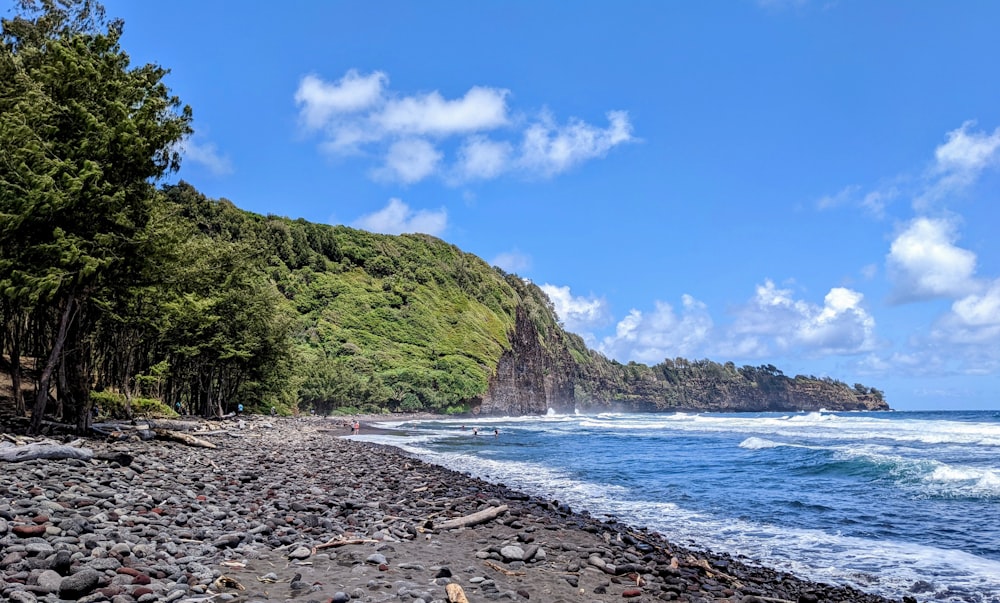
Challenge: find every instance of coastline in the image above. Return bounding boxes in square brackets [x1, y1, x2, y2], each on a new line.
[0, 415, 902, 602]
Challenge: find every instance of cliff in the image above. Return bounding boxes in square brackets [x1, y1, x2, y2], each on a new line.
[165, 183, 889, 415]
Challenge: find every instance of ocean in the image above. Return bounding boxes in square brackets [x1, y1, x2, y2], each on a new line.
[356, 410, 1000, 603]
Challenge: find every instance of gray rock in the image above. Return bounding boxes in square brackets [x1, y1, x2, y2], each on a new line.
[8, 590, 39, 603]
[287, 545, 312, 559]
[35, 569, 63, 592]
[366, 553, 388, 565]
[59, 568, 101, 599]
[500, 545, 525, 561]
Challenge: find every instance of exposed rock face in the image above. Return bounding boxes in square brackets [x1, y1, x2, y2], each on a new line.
[474, 300, 890, 415]
[476, 305, 575, 415]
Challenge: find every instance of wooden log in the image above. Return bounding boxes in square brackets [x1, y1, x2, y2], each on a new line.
[445, 583, 470, 603]
[434, 504, 508, 530]
[0, 443, 94, 463]
[153, 429, 218, 449]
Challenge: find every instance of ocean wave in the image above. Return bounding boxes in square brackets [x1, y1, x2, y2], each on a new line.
[739, 436, 785, 449]
[417, 443, 1000, 603]
[835, 447, 1000, 500]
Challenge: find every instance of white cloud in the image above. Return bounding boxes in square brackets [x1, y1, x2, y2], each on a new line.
[816, 184, 860, 210]
[294, 69, 633, 184]
[519, 110, 634, 176]
[295, 70, 387, 130]
[724, 280, 876, 357]
[491, 250, 531, 273]
[352, 198, 447, 236]
[374, 139, 443, 183]
[917, 121, 1000, 208]
[540, 284, 610, 333]
[178, 138, 233, 176]
[934, 279, 1000, 344]
[886, 216, 978, 303]
[455, 136, 513, 181]
[376, 86, 509, 136]
[599, 295, 713, 364]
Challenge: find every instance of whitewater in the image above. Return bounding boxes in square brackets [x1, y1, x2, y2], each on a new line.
[356, 410, 1000, 603]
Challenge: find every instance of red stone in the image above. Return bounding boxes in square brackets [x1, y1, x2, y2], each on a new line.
[117, 567, 142, 577]
[622, 588, 643, 598]
[12, 524, 46, 537]
[132, 573, 152, 585]
[132, 587, 154, 597]
[31, 515, 49, 524]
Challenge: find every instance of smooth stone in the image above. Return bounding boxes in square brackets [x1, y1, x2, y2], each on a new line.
[59, 568, 102, 599]
[287, 546, 312, 559]
[36, 569, 63, 592]
[500, 545, 525, 561]
[12, 524, 46, 538]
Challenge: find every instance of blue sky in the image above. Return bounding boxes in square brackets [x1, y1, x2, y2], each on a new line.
[17, 1, 1000, 410]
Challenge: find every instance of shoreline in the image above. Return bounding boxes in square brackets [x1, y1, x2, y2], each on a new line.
[0, 415, 903, 602]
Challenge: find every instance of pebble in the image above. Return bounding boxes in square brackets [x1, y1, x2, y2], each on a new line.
[0, 416, 899, 603]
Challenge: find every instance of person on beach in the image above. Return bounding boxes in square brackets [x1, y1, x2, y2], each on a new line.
[237, 403, 243, 416]
[352, 420, 360, 434]
[472, 427, 478, 436]
[494, 428, 499, 437]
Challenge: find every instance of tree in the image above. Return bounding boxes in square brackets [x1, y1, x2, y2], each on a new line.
[0, 0, 192, 432]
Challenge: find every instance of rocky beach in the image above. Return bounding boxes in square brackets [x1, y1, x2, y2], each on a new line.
[0, 415, 906, 603]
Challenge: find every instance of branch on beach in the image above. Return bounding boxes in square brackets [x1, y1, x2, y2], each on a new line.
[311, 537, 380, 554]
[445, 583, 470, 603]
[433, 504, 509, 530]
[153, 428, 218, 449]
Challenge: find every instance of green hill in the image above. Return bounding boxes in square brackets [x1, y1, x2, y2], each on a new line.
[163, 183, 888, 416]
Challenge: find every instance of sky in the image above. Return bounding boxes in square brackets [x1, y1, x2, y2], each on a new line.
[9, 1, 1000, 410]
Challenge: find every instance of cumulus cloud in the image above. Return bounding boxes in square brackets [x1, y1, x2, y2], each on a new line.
[376, 87, 509, 136]
[917, 121, 1000, 209]
[491, 250, 531, 273]
[294, 69, 633, 184]
[519, 111, 634, 176]
[886, 217, 978, 303]
[934, 279, 1000, 344]
[540, 284, 611, 333]
[598, 295, 714, 364]
[177, 138, 233, 176]
[352, 198, 447, 236]
[723, 280, 876, 357]
[295, 70, 387, 130]
[374, 139, 443, 183]
[455, 136, 513, 181]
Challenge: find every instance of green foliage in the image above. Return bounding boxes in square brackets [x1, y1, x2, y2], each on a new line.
[90, 390, 175, 419]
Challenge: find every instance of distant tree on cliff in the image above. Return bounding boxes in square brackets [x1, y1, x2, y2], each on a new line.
[0, 0, 191, 432]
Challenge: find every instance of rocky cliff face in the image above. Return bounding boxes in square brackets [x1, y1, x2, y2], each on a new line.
[473, 295, 890, 415]
[475, 305, 576, 415]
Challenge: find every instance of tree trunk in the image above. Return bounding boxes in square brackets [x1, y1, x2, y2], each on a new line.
[10, 317, 25, 416]
[29, 295, 76, 434]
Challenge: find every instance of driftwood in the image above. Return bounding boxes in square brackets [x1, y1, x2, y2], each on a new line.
[153, 429, 218, 449]
[445, 583, 470, 603]
[0, 443, 94, 462]
[311, 537, 380, 554]
[434, 504, 508, 530]
[146, 419, 205, 432]
[0, 443, 133, 466]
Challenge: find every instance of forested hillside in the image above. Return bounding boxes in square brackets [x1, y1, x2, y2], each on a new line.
[0, 1, 887, 434]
